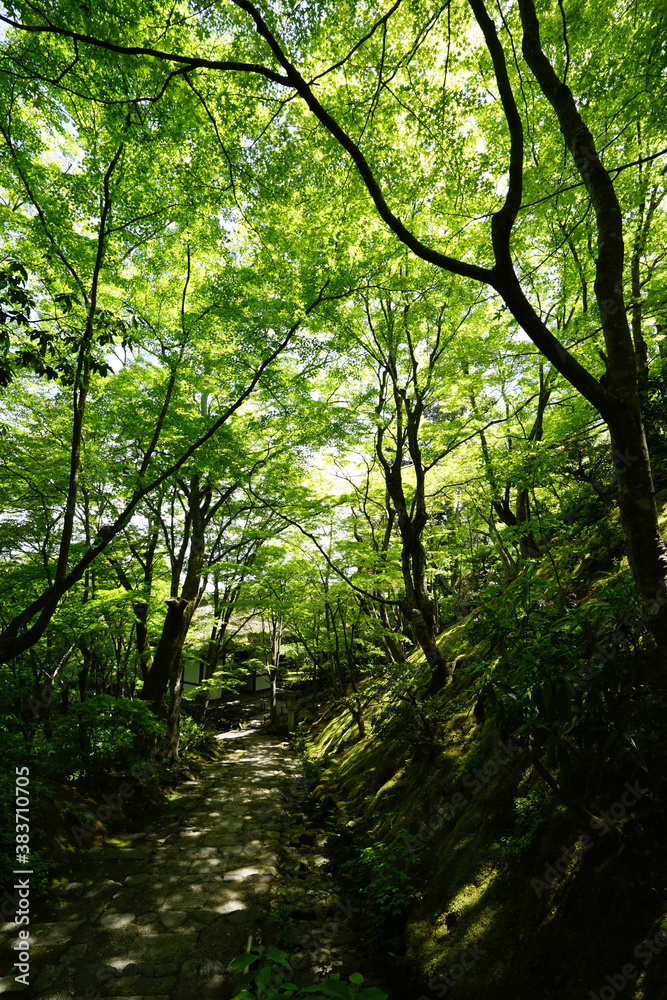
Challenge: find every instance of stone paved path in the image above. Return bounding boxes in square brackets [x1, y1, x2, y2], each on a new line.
[0, 720, 305, 999]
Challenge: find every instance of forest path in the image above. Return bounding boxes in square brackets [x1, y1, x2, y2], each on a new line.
[0, 716, 343, 999]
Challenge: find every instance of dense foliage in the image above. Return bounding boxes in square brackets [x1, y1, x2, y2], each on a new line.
[0, 0, 666, 889]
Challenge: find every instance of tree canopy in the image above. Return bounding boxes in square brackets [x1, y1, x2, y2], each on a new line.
[0, 0, 667, 759]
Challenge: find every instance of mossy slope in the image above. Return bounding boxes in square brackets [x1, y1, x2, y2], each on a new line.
[297, 505, 667, 1000]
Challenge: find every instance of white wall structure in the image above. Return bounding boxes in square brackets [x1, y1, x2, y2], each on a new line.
[182, 658, 223, 700]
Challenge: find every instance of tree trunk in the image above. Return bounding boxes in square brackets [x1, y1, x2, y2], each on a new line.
[269, 669, 278, 726]
[486, 517, 518, 579]
[476, 371, 551, 562]
[516, 489, 540, 560]
[59, 677, 70, 714]
[133, 601, 153, 683]
[141, 475, 207, 709]
[608, 406, 667, 631]
[78, 654, 90, 702]
[141, 596, 193, 704]
[348, 696, 365, 739]
[163, 654, 185, 759]
[109, 527, 158, 683]
[516, 0, 667, 645]
[372, 362, 453, 683]
[378, 603, 408, 662]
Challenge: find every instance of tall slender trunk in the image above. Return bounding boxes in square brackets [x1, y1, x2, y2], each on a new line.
[142, 478, 206, 707]
[376, 393, 450, 682]
[143, 478, 208, 757]
[515, 0, 667, 644]
[269, 669, 278, 726]
[143, 596, 194, 705]
[162, 652, 185, 759]
[267, 613, 283, 726]
[133, 602, 152, 683]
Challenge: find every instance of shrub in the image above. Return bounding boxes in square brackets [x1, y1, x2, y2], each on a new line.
[36, 695, 163, 779]
[469, 567, 651, 783]
[179, 715, 218, 757]
[339, 832, 421, 945]
[229, 945, 387, 999]
[496, 785, 550, 857]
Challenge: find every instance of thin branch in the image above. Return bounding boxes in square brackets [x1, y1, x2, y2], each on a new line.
[0, 14, 292, 85]
[308, 0, 405, 85]
[556, 0, 570, 83]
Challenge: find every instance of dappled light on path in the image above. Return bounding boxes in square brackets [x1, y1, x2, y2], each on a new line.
[0, 723, 300, 998]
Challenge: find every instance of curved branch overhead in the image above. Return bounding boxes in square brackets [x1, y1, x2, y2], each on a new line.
[0, 0, 666, 657]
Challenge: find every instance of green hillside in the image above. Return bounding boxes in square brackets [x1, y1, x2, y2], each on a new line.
[296, 500, 667, 1000]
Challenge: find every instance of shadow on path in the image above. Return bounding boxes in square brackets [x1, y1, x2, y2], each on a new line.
[0, 719, 301, 999]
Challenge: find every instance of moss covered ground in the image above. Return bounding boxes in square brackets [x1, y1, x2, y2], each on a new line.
[296, 505, 667, 1000]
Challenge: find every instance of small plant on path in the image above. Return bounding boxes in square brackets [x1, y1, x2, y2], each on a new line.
[229, 943, 387, 999]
